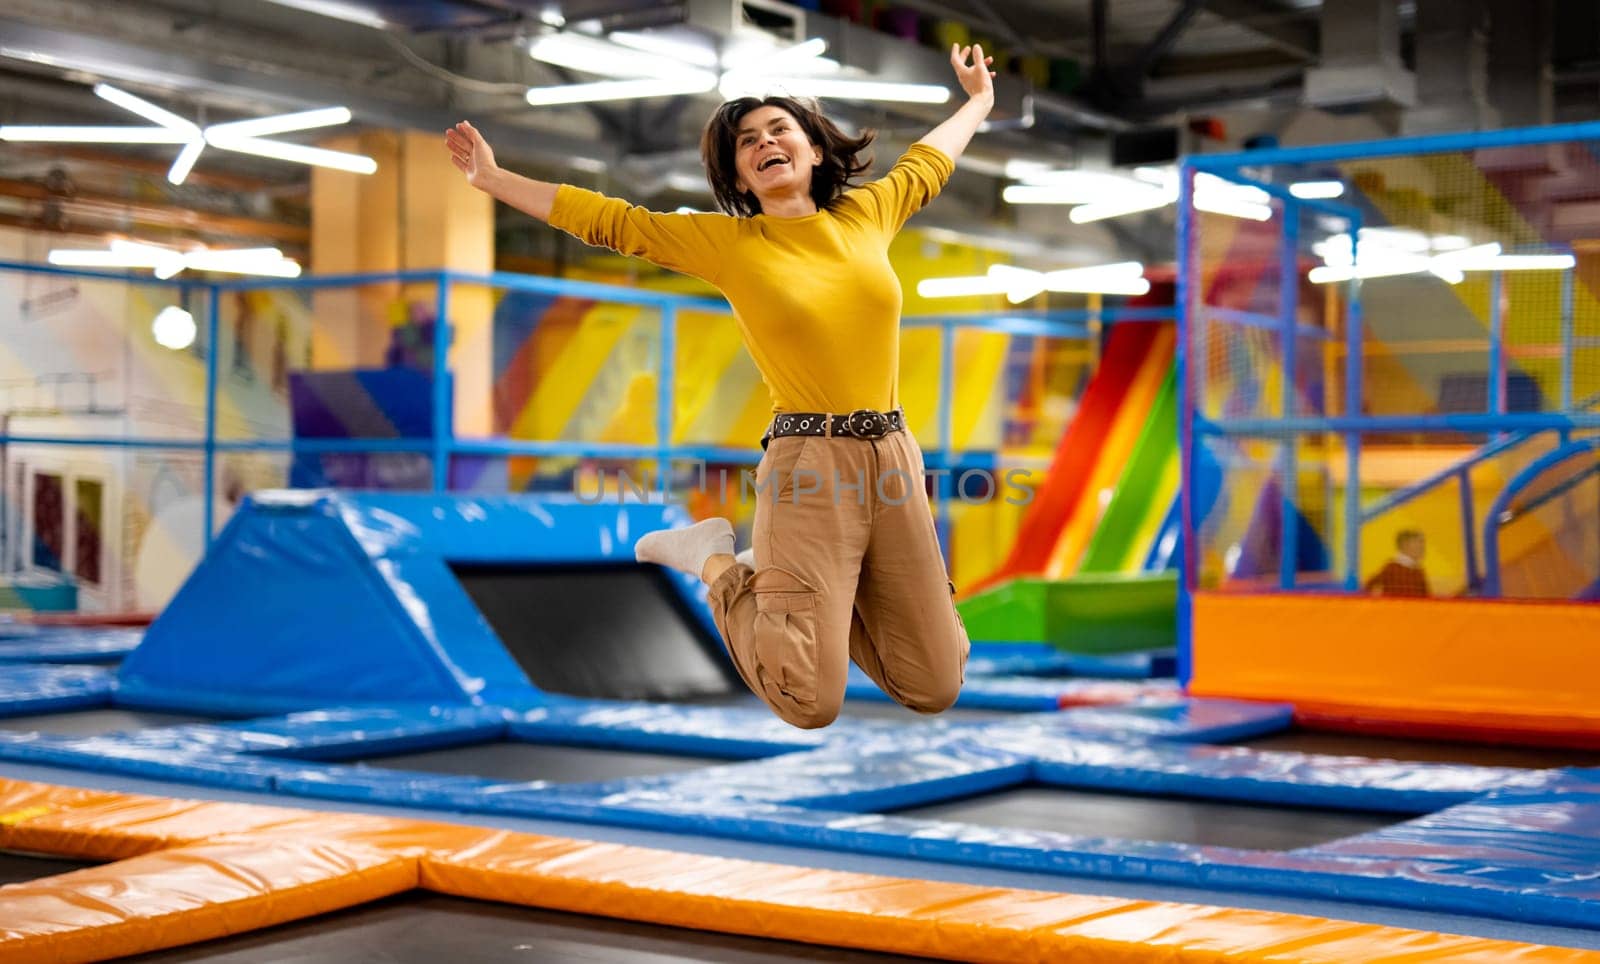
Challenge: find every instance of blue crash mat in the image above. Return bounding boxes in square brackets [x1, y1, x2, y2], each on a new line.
[0, 664, 116, 715]
[0, 629, 143, 664]
[845, 670, 1182, 711]
[90, 704, 512, 760]
[507, 702, 856, 759]
[8, 693, 1600, 931]
[965, 644, 1177, 679]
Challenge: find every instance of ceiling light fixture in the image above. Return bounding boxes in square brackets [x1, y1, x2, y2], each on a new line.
[152, 305, 198, 350]
[0, 85, 374, 185]
[48, 240, 302, 279]
[1289, 180, 1345, 199]
[1007, 167, 1271, 222]
[527, 74, 719, 106]
[918, 262, 1150, 301]
[527, 33, 946, 106]
[1308, 235, 1576, 284]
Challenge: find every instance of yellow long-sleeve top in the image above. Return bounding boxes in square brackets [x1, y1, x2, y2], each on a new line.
[547, 142, 955, 415]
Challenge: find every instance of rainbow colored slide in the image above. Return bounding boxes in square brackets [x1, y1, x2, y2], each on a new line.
[957, 322, 1179, 653]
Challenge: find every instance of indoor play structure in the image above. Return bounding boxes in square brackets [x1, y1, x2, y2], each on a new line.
[4, 118, 1600, 960]
[955, 284, 1187, 655]
[1180, 120, 1600, 745]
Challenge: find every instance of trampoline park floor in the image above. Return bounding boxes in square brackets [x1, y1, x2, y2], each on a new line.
[3, 766, 1596, 963]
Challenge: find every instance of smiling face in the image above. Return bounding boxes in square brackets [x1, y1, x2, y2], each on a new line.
[733, 105, 823, 209]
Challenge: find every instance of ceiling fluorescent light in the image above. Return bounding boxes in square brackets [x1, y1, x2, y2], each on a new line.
[527, 74, 718, 106]
[92, 84, 204, 184]
[0, 125, 189, 143]
[203, 133, 377, 173]
[259, 0, 390, 29]
[1069, 190, 1177, 224]
[1289, 180, 1345, 199]
[609, 30, 720, 68]
[203, 107, 352, 140]
[0, 84, 373, 183]
[50, 241, 300, 279]
[529, 32, 706, 79]
[920, 262, 1150, 301]
[1193, 193, 1273, 221]
[1471, 253, 1577, 271]
[720, 74, 949, 103]
[48, 249, 163, 269]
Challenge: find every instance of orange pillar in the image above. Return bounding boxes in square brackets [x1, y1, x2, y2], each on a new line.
[311, 129, 494, 438]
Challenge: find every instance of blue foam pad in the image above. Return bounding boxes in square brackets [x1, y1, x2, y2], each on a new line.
[549, 735, 1034, 812]
[506, 702, 850, 759]
[13, 692, 1600, 932]
[0, 664, 115, 716]
[1014, 737, 1544, 814]
[116, 493, 719, 711]
[102, 704, 511, 760]
[0, 629, 142, 664]
[965, 645, 1176, 679]
[0, 734, 284, 791]
[969, 698, 1293, 743]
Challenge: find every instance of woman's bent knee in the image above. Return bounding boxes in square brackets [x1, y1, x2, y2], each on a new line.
[775, 697, 842, 730]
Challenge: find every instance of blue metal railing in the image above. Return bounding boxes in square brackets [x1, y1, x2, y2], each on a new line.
[0, 260, 1174, 563]
[1183, 115, 1600, 597]
[1482, 438, 1600, 597]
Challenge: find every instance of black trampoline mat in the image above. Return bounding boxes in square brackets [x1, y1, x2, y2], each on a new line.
[127, 891, 924, 963]
[451, 563, 739, 702]
[0, 848, 95, 884]
[894, 785, 1397, 851]
[1240, 729, 1600, 770]
[0, 709, 214, 737]
[353, 741, 728, 783]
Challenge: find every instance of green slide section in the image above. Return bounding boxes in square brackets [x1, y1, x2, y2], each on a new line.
[956, 572, 1177, 652]
[1079, 370, 1179, 573]
[956, 368, 1178, 654]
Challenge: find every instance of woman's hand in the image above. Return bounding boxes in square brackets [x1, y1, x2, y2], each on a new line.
[445, 120, 499, 192]
[951, 43, 995, 107]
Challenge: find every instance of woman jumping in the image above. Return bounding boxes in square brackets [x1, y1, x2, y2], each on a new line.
[446, 44, 995, 728]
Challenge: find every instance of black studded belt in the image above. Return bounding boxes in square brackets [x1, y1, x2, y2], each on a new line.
[764, 408, 905, 447]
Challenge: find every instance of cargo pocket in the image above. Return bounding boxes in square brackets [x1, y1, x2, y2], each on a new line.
[750, 566, 821, 704]
[948, 580, 971, 683]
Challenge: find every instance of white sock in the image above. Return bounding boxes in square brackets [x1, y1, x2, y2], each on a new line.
[735, 547, 756, 569]
[634, 518, 735, 578]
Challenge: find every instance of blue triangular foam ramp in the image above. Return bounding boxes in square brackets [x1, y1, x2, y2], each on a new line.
[117, 492, 736, 715]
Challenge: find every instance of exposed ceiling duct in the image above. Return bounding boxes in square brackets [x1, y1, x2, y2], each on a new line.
[1303, 0, 1415, 110]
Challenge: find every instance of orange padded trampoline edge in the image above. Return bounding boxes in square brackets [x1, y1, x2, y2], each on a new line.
[0, 777, 1596, 963]
[1189, 591, 1600, 739]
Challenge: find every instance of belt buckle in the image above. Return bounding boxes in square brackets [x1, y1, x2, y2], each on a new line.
[845, 409, 888, 439]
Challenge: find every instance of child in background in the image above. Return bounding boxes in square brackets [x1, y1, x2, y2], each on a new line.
[1365, 529, 1429, 597]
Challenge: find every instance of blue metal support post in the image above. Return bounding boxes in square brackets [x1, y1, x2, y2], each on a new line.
[1561, 265, 1575, 414]
[1175, 163, 1196, 686]
[1343, 225, 1363, 591]
[1488, 270, 1505, 440]
[431, 276, 452, 492]
[1278, 197, 1300, 589]
[658, 303, 677, 499]
[202, 283, 221, 552]
[935, 322, 956, 561]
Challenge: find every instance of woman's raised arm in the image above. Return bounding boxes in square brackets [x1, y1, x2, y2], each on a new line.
[915, 44, 996, 164]
[446, 120, 558, 221]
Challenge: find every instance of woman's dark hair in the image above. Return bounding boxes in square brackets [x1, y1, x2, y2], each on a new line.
[700, 96, 875, 217]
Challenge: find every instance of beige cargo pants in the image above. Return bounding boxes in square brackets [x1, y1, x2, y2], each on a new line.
[707, 427, 970, 729]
